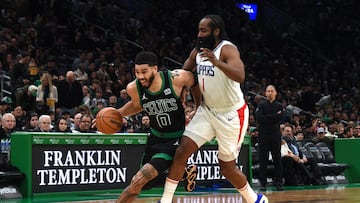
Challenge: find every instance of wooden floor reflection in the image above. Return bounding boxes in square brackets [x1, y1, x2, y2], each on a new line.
[68, 186, 360, 203]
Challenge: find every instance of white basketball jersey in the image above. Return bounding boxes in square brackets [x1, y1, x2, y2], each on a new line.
[196, 40, 245, 111]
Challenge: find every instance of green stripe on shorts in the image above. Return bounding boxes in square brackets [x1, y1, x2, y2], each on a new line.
[152, 153, 173, 161]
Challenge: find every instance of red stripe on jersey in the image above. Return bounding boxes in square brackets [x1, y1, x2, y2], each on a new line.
[237, 104, 247, 143]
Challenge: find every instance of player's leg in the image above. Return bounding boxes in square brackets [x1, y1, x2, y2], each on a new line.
[167, 136, 198, 182]
[160, 106, 214, 203]
[216, 104, 268, 203]
[116, 163, 159, 203]
[160, 136, 200, 203]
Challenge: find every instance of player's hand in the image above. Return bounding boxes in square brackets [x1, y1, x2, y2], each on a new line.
[199, 48, 219, 66]
[181, 87, 190, 109]
[91, 118, 97, 129]
[186, 109, 196, 124]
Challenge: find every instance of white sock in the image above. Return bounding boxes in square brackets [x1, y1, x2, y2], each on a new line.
[237, 182, 258, 203]
[160, 177, 179, 203]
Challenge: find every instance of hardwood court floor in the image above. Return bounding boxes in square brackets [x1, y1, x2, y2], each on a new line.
[30, 184, 360, 203]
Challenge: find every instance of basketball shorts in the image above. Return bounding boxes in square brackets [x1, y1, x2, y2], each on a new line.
[141, 133, 180, 173]
[184, 104, 249, 162]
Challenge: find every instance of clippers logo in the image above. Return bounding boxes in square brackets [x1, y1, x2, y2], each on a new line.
[197, 65, 215, 76]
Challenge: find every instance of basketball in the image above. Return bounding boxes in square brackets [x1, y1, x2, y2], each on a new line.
[96, 107, 123, 134]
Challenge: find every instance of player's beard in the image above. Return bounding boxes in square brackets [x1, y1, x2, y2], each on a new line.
[196, 32, 216, 52]
[140, 73, 155, 88]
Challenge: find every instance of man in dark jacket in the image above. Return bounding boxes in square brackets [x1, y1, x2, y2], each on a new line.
[57, 71, 83, 115]
[255, 85, 284, 191]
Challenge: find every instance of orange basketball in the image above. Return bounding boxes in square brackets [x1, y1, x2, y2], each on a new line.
[96, 107, 123, 134]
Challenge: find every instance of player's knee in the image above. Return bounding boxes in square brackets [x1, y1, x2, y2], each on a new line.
[175, 138, 198, 160]
[174, 145, 191, 161]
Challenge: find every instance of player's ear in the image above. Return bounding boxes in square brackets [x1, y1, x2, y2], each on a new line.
[214, 28, 220, 37]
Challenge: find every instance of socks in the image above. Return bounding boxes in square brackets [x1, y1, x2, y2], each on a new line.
[160, 177, 179, 203]
[237, 182, 258, 203]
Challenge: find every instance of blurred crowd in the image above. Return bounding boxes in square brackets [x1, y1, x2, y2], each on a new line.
[0, 0, 359, 140]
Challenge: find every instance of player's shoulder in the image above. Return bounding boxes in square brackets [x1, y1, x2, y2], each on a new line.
[126, 80, 138, 92]
[221, 41, 238, 51]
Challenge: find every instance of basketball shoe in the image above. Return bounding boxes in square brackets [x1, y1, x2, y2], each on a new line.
[182, 164, 197, 192]
[255, 193, 269, 203]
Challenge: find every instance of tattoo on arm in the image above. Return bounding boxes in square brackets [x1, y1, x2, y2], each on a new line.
[139, 164, 158, 180]
[171, 70, 180, 79]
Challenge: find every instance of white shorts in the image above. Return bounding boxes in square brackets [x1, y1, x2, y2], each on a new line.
[184, 104, 249, 162]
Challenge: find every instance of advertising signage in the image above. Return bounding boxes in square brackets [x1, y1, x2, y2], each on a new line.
[32, 144, 144, 192]
[10, 133, 250, 196]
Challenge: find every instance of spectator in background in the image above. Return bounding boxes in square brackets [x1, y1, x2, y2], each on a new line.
[54, 118, 72, 133]
[339, 126, 355, 139]
[74, 63, 89, 85]
[353, 124, 360, 138]
[116, 88, 130, 108]
[22, 112, 38, 131]
[78, 105, 92, 118]
[14, 74, 31, 105]
[48, 110, 57, 127]
[249, 127, 259, 147]
[36, 72, 58, 114]
[96, 62, 111, 83]
[19, 83, 37, 113]
[78, 114, 95, 133]
[11, 51, 30, 86]
[281, 126, 325, 186]
[108, 95, 117, 108]
[135, 114, 151, 133]
[312, 127, 334, 153]
[42, 56, 60, 78]
[35, 115, 53, 132]
[255, 85, 284, 191]
[0, 97, 13, 114]
[325, 122, 338, 138]
[336, 122, 345, 138]
[57, 71, 83, 115]
[303, 122, 316, 141]
[71, 50, 88, 70]
[248, 114, 257, 129]
[91, 101, 105, 116]
[82, 85, 91, 107]
[12, 105, 25, 131]
[88, 79, 101, 99]
[91, 89, 107, 109]
[0, 113, 16, 139]
[61, 111, 73, 128]
[71, 113, 83, 133]
[294, 131, 306, 144]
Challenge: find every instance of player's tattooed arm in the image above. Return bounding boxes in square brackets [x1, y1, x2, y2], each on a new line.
[171, 69, 181, 79]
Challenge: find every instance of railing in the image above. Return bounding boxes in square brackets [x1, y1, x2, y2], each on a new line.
[72, 15, 111, 39]
[262, 1, 331, 62]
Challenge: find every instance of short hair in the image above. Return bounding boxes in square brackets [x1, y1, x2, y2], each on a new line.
[80, 114, 91, 121]
[39, 115, 51, 123]
[134, 51, 158, 66]
[2, 113, 15, 123]
[203, 14, 229, 40]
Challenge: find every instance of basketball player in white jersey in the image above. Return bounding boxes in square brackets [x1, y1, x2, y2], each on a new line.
[159, 15, 268, 203]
